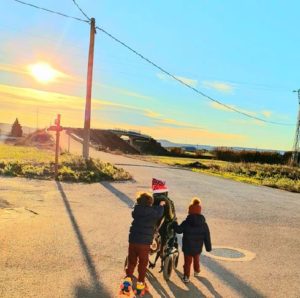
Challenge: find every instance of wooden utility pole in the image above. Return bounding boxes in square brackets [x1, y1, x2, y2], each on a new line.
[83, 18, 96, 159]
[291, 89, 300, 166]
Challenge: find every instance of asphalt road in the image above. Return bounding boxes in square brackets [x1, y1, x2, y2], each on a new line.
[1, 133, 299, 297]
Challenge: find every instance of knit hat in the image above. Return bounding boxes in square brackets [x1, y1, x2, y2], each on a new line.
[188, 197, 202, 215]
[152, 178, 168, 194]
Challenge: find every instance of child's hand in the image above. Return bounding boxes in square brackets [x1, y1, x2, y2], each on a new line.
[159, 201, 166, 206]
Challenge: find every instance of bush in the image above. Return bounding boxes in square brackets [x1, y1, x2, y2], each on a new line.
[180, 159, 300, 193]
[0, 155, 132, 183]
[213, 147, 285, 164]
[169, 147, 184, 156]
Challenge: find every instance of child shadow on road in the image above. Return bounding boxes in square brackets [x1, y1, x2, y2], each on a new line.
[194, 275, 222, 298]
[169, 269, 206, 297]
[146, 269, 207, 298]
[146, 270, 170, 298]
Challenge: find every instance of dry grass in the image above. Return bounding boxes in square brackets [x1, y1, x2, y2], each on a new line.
[143, 155, 300, 193]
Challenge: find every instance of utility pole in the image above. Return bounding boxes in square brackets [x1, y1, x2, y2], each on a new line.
[83, 18, 96, 159]
[291, 89, 300, 166]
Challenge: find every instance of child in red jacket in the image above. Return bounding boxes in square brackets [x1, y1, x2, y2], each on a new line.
[173, 198, 212, 283]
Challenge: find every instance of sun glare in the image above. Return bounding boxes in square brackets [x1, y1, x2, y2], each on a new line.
[28, 62, 58, 83]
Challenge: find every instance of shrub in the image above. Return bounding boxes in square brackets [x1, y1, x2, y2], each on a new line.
[170, 147, 184, 156]
[0, 155, 132, 183]
[180, 158, 300, 193]
[213, 147, 285, 164]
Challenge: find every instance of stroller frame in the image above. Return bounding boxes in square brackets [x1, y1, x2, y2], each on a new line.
[148, 219, 180, 281]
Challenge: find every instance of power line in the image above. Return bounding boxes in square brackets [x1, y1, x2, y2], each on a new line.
[71, 0, 90, 21]
[11, 0, 89, 24]
[8, 0, 294, 126]
[96, 26, 293, 126]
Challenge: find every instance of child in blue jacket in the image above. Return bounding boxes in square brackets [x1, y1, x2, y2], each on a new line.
[121, 192, 165, 295]
[173, 198, 212, 283]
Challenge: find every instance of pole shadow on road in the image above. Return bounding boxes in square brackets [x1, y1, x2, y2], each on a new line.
[201, 255, 264, 298]
[100, 182, 135, 208]
[56, 181, 111, 298]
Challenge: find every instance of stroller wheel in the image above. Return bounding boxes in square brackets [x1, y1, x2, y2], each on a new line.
[173, 252, 179, 269]
[163, 255, 173, 281]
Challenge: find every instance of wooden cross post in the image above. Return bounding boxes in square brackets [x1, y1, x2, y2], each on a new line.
[48, 114, 63, 180]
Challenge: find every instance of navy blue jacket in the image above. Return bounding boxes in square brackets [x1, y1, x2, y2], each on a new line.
[129, 205, 164, 245]
[174, 214, 212, 255]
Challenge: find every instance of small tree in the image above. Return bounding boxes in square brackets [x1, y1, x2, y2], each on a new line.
[11, 118, 23, 137]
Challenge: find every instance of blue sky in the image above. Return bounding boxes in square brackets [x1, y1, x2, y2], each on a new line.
[0, 0, 299, 150]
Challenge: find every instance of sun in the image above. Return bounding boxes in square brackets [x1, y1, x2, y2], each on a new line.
[28, 62, 59, 83]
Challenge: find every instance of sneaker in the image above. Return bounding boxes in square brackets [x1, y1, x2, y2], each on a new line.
[120, 276, 133, 294]
[182, 275, 190, 283]
[194, 271, 201, 277]
[135, 282, 148, 296]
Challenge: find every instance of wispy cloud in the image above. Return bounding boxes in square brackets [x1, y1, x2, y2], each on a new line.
[209, 102, 257, 116]
[0, 63, 28, 76]
[202, 81, 235, 93]
[262, 110, 272, 118]
[156, 73, 198, 87]
[97, 83, 153, 101]
[209, 102, 277, 122]
[142, 108, 201, 129]
[209, 101, 276, 120]
[0, 62, 156, 102]
[229, 119, 266, 127]
[0, 83, 197, 129]
[106, 123, 245, 144]
[157, 118, 201, 129]
[0, 83, 244, 144]
[144, 110, 162, 119]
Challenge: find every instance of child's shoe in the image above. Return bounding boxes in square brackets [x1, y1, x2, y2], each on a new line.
[134, 281, 149, 296]
[182, 275, 190, 283]
[119, 277, 133, 296]
[194, 270, 201, 277]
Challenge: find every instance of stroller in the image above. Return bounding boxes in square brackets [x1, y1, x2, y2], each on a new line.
[148, 193, 179, 281]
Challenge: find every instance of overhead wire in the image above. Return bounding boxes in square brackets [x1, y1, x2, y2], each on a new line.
[96, 26, 294, 126]
[71, 0, 90, 21]
[8, 0, 295, 126]
[11, 0, 89, 23]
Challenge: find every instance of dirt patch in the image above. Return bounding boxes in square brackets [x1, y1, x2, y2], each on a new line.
[13, 130, 55, 150]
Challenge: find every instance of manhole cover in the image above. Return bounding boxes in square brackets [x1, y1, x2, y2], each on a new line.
[204, 246, 255, 262]
[210, 248, 245, 259]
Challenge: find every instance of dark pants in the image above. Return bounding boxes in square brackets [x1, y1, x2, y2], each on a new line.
[183, 254, 200, 278]
[126, 243, 150, 282]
